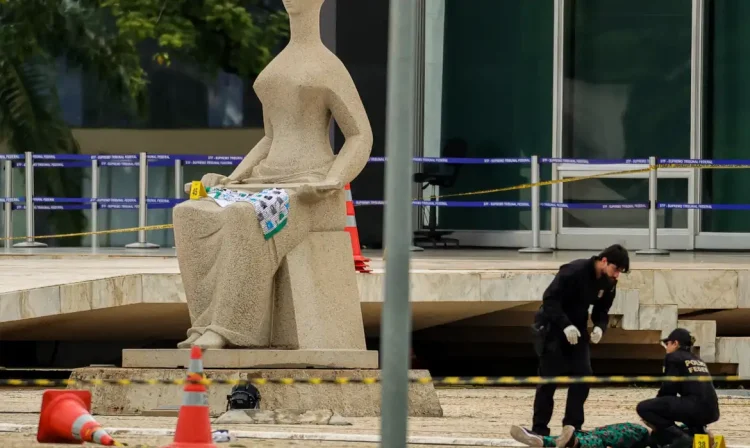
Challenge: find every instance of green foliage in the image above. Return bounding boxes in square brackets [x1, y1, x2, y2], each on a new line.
[103, 0, 289, 77]
[0, 0, 149, 109]
[0, 0, 288, 245]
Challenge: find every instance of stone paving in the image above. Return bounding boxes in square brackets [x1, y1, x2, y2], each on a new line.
[2, 387, 749, 447]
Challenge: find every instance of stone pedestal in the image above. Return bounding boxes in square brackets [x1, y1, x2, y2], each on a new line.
[122, 349, 379, 369]
[69, 367, 443, 418]
[272, 231, 368, 350]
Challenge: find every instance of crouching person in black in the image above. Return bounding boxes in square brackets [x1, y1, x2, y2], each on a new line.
[526, 244, 630, 436]
[636, 328, 720, 448]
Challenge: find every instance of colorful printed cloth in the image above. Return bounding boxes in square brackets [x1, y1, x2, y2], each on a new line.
[542, 423, 650, 448]
[207, 187, 290, 240]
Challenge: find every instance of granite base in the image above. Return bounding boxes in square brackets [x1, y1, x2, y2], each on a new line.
[69, 367, 443, 418]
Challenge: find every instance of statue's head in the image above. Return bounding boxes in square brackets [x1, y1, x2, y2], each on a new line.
[282, 0, 325, 15]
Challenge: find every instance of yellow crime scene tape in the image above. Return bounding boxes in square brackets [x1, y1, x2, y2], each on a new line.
[428, 165, 654, 200]
[0, 374, 744, 388]
[427, 162, 750, 200]
[0, 166, 654, 242]
[0, 223, 175, 242]
[3, 162, 750, 242]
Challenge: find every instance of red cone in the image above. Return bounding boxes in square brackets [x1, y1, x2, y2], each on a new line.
[162, 346, 217, 448]
[37, 389, 118, 445]
[344, 183, 371, 273]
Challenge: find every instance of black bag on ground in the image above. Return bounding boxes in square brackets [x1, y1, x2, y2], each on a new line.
[226, 384, 261, 411]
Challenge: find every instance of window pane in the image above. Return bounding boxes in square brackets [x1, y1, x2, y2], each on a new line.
[702, 0, 750, 232]
[563, 0, 692, 161]
[434, 0, 553, 231]
[560, 0, 692, 232]
[68, 0, 288, 132]
[56, 57, 83, 127]
[563, 178, 688, 229]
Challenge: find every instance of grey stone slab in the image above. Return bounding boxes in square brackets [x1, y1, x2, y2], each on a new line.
[214, 409, 340, 425]
[654, 270, 737, 308]
[70, 367, 443, 418]
[122, 349, 379, 369]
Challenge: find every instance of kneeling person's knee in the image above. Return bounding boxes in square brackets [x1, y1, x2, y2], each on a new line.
[636, 400, 651, 418]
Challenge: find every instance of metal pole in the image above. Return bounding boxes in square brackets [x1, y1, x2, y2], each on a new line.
[520, 155, 552, 253]
[636, 156, 669, 255]
[4, 160, 13, 248]
[550, 163, 559, 250]
[172, 158, 182, 249]
[91, 159, 99, 249]
[381, 0, 417, 446]
[174, 159, 183, 199]
[125, 152, 159, 249]
[688, 0, 705, 251]
[411, 0, 426, 255]
[13, 152, 46, 247]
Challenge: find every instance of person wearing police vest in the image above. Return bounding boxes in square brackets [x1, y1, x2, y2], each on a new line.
[525, 244, 630, 437]
[636, 328, 720, 448]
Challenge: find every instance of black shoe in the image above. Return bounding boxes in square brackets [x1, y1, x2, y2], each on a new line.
[662, 427, 693, 448]
[510, 426, 544, 447]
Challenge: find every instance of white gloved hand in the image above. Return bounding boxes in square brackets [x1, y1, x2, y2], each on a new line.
[591, 326, 603, 344]
[563, 325, 581, 345]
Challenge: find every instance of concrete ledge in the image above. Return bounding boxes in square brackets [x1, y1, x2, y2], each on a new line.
[639, 305, 678, 337]
[1, 269, 743, 333]
[69, 367, 443, 418]
[122, 349, 379, 369]
[678, 320, 717, 362]
[716, 337, 750, 377]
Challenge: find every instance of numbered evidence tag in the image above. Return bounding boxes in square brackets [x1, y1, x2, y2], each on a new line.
[713, 435, 726, 448]
[693, 435, 710, 448]
[189, 181, 208, 200]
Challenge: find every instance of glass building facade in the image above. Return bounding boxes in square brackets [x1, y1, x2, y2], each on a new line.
[30, 3, 283, 248]
[47, 56, 259, 247]
[16, 0, 750, 250]
[422, 0, 750, 250]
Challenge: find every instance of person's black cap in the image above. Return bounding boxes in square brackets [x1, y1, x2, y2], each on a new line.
[662, 328, 695, 347]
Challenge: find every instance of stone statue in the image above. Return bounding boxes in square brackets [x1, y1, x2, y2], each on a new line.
[172, 0, 373, 350]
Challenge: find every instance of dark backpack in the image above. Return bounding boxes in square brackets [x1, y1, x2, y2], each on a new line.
[226, 384, 261, 411]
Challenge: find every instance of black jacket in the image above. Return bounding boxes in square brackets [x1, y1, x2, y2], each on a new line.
[534, 257, 617, 343]
[658, 349, 720, 414]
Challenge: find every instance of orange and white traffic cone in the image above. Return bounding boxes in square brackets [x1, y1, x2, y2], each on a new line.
[345, 183, 371, 273]
[36, 389, 120, 445]
[162, 346, 217, 448]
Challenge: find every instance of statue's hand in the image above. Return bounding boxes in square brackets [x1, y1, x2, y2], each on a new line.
[201, 173, 230, 188]
[296, 179, 343, 203]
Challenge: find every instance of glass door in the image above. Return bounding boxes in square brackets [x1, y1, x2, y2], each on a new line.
[553, 163, 695, 250]
[554, 0, 697, 250]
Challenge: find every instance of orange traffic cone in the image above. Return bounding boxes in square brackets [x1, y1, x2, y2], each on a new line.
[345, 183, 371, 273]
[162, 346, 217, 448]
[37, 389, 119, 445]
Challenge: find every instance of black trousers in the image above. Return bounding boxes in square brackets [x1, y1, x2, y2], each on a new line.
[637, 396, 719, 431]
[532, 338, 592, 436]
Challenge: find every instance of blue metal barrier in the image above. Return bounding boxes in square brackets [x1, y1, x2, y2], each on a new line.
[5, 153, 750, 251]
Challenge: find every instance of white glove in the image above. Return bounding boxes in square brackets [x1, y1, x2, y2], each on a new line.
[563, 325, 581, 345]
[591, 326, 603, 344]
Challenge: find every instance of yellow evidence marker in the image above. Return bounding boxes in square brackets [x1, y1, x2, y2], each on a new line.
[189, 181, 208, 200]
[693, 435, 710, 448]
[713, 435, 726, 448]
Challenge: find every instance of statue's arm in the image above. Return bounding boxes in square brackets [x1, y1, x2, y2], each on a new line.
[324, 67, 374, 187]
[227, 113, 273, 182]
